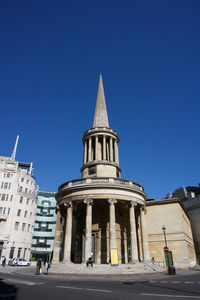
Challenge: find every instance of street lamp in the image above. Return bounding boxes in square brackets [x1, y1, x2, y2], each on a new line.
[162, 225, 168, 247]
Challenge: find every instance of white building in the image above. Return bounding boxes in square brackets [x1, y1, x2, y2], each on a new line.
[0, 139, 37, 263]
[31, 191, 57, 262]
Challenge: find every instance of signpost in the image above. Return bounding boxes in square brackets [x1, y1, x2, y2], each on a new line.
[164, 246, 169, 252]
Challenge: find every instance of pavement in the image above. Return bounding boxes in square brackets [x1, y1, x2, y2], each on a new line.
[0, 263, 200, 281]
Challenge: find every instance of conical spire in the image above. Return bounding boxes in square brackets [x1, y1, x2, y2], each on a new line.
[93, 74, 109, 128]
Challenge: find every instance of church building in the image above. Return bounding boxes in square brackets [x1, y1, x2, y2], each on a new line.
[52, 75, 196, 268]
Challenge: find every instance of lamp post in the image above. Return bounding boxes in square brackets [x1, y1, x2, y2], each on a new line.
[162, 225, 168, 247]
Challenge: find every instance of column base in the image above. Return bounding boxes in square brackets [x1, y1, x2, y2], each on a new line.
[51, 260, 60, 265]
[62, 260, 72, 264]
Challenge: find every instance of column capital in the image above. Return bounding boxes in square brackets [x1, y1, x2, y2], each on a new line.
[140, 205, 147, 214]
[129, 200, 137, 208]
[84, 198, 93, 205]
[108, 198, 117, 205]
[64, 201, 73, 208]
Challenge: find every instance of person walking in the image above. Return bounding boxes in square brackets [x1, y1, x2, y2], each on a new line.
[45, 261, 50, 275]
[2, 257, 6, 267]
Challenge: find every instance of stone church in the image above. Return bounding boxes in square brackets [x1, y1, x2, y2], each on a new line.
[52, 75, 196, 267]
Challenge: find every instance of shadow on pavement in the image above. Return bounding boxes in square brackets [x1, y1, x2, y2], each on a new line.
[0, 278, 18, 299]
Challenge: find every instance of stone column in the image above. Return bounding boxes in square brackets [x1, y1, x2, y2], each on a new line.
[84, 140, 87, 164]
[88, 137, 92, 162]
[52, 207, 61, 264]
[114, 139, 119, 164]
[109, 137, 113, 162]
[63, 201, 73, 263]
[129, 201, 139, 263]
[140, 206, 150, 261]
[103, 135, 106, 160]
[95, 136, 98, 160]
[108, 199, 117, 249]
[84, 199, 93, 261]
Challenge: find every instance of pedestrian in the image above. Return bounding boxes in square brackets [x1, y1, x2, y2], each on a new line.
[151, 257, 155, 264]
[45, 261, 50, 274]
[36, 259, 42, 275]
[86, 257, 93, 267]
[2, 257, 6, 267]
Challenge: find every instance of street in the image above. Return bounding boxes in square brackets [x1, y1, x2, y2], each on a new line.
[0, 269, 200, 299]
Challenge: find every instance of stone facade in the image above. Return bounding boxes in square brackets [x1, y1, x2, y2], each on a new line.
[0, 155, 37, 263]
[146, 199, 196, 268]
[53, 75, 196, 268]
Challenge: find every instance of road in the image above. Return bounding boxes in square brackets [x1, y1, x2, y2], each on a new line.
[0, 270, 200, 299]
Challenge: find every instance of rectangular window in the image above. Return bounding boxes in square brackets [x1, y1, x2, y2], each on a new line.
[28, 224, 30, 232]
[9, 247, 15, 259]
[17, 247, 22, 258]
[8, 183, 11, 189]
[1, 182, 4, 188]
[3, 207, 6, 214]
[21, 178, 24, 182]
[25, 188, 28, 193]
[19, 186, 23, 192]
[30, 212, 32, 218]
[26, 198, 29, 205]
[8, 208, 10, 215]
[22, 223, 26, 231]
[24, 211, 27, 218]
[6, 194, 8, 201]
[26, 180, 29, 184]
[15, 222, 19, 230]
[1, 194, 5, 201]
[0, 207, 3, 214]
[17, 209, 21, 217]
[4, 173, 6, 178]
[7, 173, 10, 178]
[10, 195, 13, 201]
[20, 196, 23, 203]
[4, 182, 8, 189]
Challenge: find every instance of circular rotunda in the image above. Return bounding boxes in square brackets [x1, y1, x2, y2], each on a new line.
[52, 75, 150, 264]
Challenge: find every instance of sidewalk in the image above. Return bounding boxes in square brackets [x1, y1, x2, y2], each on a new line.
[0, 263, 199, 281]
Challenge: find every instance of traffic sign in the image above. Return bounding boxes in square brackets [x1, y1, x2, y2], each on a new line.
[164, 246, 169, 252]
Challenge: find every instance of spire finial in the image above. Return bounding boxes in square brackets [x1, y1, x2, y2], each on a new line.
[11, 135, 19, 161]
[93, 74, 109, 128]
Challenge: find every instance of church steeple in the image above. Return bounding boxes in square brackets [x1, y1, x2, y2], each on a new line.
[93, 74, 109, 128]
[81, 75, 121, 178]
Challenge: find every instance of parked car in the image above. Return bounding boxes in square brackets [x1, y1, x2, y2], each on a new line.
[9, 258, 30, 266]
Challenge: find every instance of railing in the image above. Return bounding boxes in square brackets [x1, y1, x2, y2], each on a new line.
[59, 177, 144, 192]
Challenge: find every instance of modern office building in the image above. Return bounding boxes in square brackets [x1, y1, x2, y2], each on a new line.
[31, 190, 57, 261]
[0, 137, 37, 263]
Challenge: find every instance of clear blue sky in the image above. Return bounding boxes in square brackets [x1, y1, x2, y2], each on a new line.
[0, 0, 199, 199]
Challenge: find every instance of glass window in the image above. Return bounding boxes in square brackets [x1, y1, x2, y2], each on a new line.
[3, 207, 6, 214]
[7, 173, 10, 178]
[9, 247, 14, 259]
[22, 223, 26, 231]
[28, 224, 30, 232]
[8, 183, 11, 189]
[17, 209, 21, 217]
[15, 222, 19, 230]
[24, 211, 27, 218]
[1, 182, 3, 188]
[10, 195, 13, 201]
[6, 194, 8, 201]
[0, 207, 3, 214]
[1, 194, 5, 201]
[4, 182, 8, 189]
[19, 186, 23, 192]
[4, 173, 6, 178]
[17, 247, 22, 258]
[8, 208, 10, 215]
[26, 198, 29, 205]
[20, 197, 23, 203]
[26, 180, 29, 184]
[21, 178, 24, 182]
[25, 188, 28, 193]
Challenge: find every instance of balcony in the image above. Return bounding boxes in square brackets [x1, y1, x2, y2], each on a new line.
[0, 214, 8, 222]
[58, 177, 144, 192]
